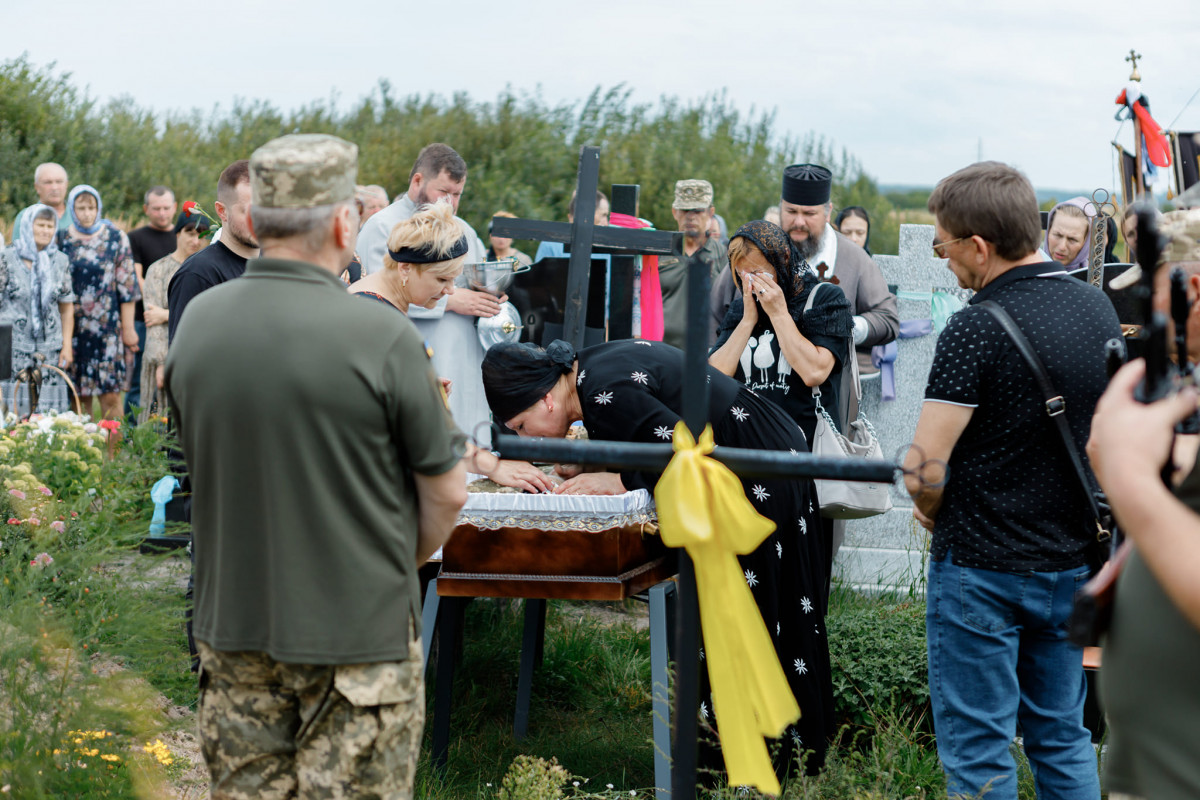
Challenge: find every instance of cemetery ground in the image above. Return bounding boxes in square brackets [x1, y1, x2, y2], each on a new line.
[0, 413, 1089, 799]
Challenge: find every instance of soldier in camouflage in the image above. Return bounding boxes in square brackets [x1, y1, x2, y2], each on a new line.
[167, 132, 467, 799]
[656, 179, 727, 350]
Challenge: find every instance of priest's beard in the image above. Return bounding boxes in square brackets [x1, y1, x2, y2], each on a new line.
[793, 227, 823, 262]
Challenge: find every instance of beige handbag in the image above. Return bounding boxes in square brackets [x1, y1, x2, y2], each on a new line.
[805, 283, 894, 519]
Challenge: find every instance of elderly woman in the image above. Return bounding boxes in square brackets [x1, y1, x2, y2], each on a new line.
[57, 185, 139, 419]
[482, 338, 835, 775]
[1044, 197, 1094, 270]
[349, 201, 551, 493]
[0, 204, 76, 381]
[139, 205, 210, 423]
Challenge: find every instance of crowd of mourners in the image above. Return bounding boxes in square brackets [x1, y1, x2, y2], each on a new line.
[4, 140, 1198, 800]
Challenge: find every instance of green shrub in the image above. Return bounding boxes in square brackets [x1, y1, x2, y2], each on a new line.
[826, 591, 930, 737]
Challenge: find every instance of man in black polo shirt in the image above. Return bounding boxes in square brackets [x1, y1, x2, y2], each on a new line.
[126, 185, 177, 418]
[167, 160, 259, 343]
[904, 162, 1118, 800]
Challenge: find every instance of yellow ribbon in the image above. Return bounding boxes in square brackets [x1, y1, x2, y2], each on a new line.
[654, 421, 800, 796]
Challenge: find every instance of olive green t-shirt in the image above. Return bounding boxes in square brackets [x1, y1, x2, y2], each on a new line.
[657, 236, 726, 351]
[1102, 459, 1200, 798]
[166, 257, 465, 664]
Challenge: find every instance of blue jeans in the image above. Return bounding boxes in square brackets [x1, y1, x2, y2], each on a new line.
[926, 552, 1099, 800]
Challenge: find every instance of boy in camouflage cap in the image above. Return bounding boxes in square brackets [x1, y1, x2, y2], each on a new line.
[169, 131, 467, 800]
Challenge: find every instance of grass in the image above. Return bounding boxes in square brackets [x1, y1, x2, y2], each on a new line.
[0, 414, 1095, 798]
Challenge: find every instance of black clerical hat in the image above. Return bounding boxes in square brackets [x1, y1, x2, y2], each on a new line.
[782, 164, 832, 206]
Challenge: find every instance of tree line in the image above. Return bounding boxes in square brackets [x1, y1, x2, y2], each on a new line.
[0, 55, 903, 254]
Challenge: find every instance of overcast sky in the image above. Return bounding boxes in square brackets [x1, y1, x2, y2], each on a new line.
[7, 0, 1199, 194]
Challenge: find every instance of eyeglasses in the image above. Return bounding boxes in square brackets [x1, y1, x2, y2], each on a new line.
[931, 236, 970, 259]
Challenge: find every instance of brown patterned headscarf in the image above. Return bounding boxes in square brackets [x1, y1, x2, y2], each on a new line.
[722, 220, 851, 340]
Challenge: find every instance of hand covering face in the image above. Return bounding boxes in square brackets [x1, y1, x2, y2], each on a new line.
[721, 220, 851, 342]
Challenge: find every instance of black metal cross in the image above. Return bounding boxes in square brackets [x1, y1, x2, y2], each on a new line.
[493, 147, 897, 800]
[490, 146, 680, 348]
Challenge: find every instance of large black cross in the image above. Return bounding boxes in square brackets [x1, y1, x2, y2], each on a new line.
[493, 147, 897, 800]
[490, 146, 680, 347]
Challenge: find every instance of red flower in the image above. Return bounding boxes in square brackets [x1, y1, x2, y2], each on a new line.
[98, 420, 121, 431]
[182, 200, 199, 215]
[7, 518, 20, 525]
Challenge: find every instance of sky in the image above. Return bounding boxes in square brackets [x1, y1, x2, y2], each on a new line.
[7, 0, 1200, 194]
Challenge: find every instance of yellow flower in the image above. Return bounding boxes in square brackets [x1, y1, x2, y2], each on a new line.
[100, 754, 121, 763]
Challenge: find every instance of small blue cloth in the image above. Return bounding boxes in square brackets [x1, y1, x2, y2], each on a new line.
[149, 475, 180, 536]
[872, 318, 935, 401]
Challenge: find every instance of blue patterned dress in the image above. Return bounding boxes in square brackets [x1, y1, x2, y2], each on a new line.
[57, 226, 140, 395]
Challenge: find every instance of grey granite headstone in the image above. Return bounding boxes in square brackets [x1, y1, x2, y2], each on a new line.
[834, 224, 972, 594]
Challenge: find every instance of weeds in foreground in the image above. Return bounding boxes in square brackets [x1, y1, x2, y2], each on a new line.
[0, 413, 191, 797]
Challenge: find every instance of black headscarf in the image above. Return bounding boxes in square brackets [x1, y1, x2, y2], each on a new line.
[482, 339, 577, 423]
[722, 220, 852, 341]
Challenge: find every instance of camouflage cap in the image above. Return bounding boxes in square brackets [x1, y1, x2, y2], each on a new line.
[250, 134, 358, 209]
[1161, 208, 1200, 264]
[673, 179, 714, 210]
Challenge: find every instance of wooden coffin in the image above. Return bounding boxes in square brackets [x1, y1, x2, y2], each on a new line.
[438, 489, 672, 600]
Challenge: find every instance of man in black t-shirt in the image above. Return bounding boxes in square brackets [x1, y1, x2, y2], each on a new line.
[168, 160, 259, 344]
[904, 162, 1118, 800]
[126, 186, 177, 418]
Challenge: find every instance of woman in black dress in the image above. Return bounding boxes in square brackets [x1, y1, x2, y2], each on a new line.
[482, 338, 834, 775]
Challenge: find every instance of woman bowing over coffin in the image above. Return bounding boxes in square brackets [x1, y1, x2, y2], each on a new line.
[481, 338, 834, 775]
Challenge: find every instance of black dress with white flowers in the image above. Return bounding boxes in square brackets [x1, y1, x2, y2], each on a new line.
[575, 339, 833, 775]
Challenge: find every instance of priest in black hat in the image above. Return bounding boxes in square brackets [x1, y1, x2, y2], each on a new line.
[710, 164, 898, 379]
[779, 164, 897, 374]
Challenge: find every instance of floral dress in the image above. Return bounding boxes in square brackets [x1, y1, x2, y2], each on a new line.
[57, 226, 139, 395]
[574, 339, 834, 776]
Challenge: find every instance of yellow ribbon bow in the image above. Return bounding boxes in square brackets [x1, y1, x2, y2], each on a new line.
[654, 421, 801, 796]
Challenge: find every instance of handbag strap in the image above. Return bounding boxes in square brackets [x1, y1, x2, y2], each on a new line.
[977, 300, 1110, 540]
[803, 281, 861, 407]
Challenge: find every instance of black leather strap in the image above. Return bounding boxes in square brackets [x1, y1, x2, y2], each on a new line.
[978, 301, 1108, 533]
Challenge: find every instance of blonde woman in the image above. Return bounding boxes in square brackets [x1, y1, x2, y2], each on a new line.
[349, 201, 552, 493]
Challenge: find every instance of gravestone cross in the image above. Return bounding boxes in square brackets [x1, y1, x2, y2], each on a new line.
[842, 224, 969, 592]
[490, 146, 680, 348]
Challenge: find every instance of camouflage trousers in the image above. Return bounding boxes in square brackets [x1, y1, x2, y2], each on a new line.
[196, 634, 424, 800]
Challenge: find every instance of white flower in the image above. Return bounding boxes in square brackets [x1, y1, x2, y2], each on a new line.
[745, 569, 758, 588]
[775, 541, 783, 559]
[792, 730, 803, 747]
[776, 621, 780, 635]
[699, 647, 705, 661]
[654, 425, 673, 440]
[752, 484, 769, 502]
[799, 517, 807, 534]
[730, 406, 748, 422]
[801, 596, 814, 614]
[607, 784, 614, 790]
[577, 369, 587, 385]
[794, 658, 808, 675]
[630, 370, 649, 385]
[594, 391, 614, 405]
[699, 700, 709, 719]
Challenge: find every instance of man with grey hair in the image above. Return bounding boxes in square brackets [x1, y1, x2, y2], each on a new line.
[13, 162, 71, 233]
[657, 179, 725, 350]
[167, 133, 467, 799]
